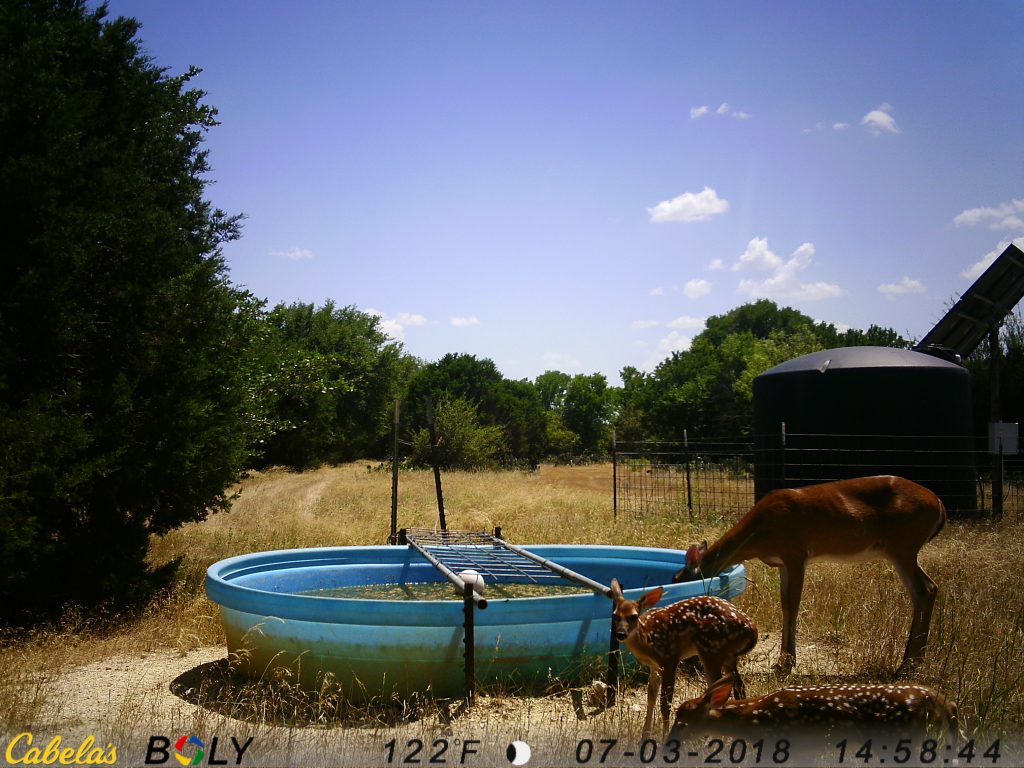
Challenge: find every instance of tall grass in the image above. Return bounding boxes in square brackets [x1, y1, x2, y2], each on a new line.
[2, 462, 1022, 752]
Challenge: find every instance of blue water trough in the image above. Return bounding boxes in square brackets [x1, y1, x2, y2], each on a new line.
[206, 543, 746, 701]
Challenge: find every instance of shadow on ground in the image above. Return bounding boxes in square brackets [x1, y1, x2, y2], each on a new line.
[168, 657, 480, 729]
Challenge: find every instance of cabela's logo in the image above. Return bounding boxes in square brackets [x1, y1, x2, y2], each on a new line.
[4, 733, 117, 766]
[144, 735, 253, 766]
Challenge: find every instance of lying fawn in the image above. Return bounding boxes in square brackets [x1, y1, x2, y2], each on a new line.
[610, 578, 757, 738]
[671, 674, 958, 744]
[674, 475, 946, 673]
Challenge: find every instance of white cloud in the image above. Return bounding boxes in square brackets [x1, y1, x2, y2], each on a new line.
[658, 331, 694, 355]
[632, 319, 661, 329]
[379, 321, 404, 341]
[961, 236, 1024, 280]
[953, 199, 1024, 230]
[833, 122, 850, 131]
[691, 103, 750, 121]
[732, 237, 783, 271]
[667, 315, 705, 330]
[734, 239, 844, 301]
[683, 279, 712, 299]
[270, 247, 314, 261]
[639, 330, 696, 371]
[708, 258, 725, 271]
[450, 316, 480, 327]
[648, 187, 730, 223]
[397, 312, 428, 326]
[861, 103, 900, 136]
[877, 276, 926, 298]
[649, 286, 665, 296]
[367, 308, 432, 342]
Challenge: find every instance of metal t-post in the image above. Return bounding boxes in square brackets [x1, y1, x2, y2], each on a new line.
[606, 613, 619, 706]
[425, 397, 447, 532]
[463, 581, 476, 705]
[390, 399, 400, 544]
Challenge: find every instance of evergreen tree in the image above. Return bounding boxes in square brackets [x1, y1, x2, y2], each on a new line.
[0, 0, 250, 618]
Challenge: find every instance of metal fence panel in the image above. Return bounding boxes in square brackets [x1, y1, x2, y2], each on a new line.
[614, 431, 1022, 523]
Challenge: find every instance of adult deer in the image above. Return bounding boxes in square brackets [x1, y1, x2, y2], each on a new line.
[670, 674, 957, 744]
[610, 578, 757, 738]
[673, 476, 945, 674]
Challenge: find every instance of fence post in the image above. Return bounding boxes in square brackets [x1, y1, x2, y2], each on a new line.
[612, 431, 618, 521]
[425, 397, 447, 532]
[606, 612, 619, 706]
[780, 421, 787, 488]
[994, 440, 1004, 520]
[463, 581, 476, 706]
[390, 399, 400, 545]
[684, 429, 693, 520]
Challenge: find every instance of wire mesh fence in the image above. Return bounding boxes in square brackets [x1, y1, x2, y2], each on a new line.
[614, 429, 1023, 523]
[613, 437, 756, 521]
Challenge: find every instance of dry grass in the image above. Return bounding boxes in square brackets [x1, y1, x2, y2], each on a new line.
[2, 462, 1022, 757]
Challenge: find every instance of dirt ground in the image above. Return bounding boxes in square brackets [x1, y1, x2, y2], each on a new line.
[39, 630, 829, 767]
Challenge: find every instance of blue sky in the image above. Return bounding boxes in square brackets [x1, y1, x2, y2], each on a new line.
[105, 1, 1022, 384]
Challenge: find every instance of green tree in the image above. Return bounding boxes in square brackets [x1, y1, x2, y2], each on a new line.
[408, 396, 505, 470]
[611, 366, 651, 443]
[256, 301, 408, 469]
[404, 354, 546, 467]
[734, 326, 823, 404]
[0, 1, 251, 617]
[562, 373, 613, 455]
[534, 370, 571, 410]
[543, 410, 581, 461]
[633, 301, 907, 439]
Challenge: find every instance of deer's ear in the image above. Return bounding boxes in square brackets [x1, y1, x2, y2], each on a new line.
[705, 676, 734, 709]
[640, 586, 664, 610]
[609, 578, 623, 600]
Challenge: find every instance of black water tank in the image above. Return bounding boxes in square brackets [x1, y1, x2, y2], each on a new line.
[753, 346, 976, 515]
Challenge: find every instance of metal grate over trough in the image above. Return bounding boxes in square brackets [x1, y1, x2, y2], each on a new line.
[399, 527, 611, 599]
[398, 527, 618, 703]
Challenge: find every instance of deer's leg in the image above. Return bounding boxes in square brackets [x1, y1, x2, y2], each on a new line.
[643, 666, 661, 737]
[659, 655, 680, 738]
[697, 650, 722, 691]
[891, 554, 938, 673]
[776, 559, 806, 673]
[699, 649, 746, 699]
[723, 658, 746, 700]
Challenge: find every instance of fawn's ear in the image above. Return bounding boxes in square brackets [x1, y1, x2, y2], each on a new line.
[609, 578, 623, 600]
[639, 586, 664, 611]
[704, 675, 735, 710]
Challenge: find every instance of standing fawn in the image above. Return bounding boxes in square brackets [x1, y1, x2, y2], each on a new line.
[671, 674, 958, 745]
[610, 578, 757, 738]
[673, 475, 946, 674]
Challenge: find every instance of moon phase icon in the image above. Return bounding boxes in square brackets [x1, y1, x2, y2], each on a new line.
[506, 740, 531, 765]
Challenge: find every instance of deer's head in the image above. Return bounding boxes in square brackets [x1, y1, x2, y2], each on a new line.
[672, 541, 708, 583]
[609, 578, 664, 642]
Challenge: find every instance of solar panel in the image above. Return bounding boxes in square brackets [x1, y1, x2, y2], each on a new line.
[916, 243, 1024, 358]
